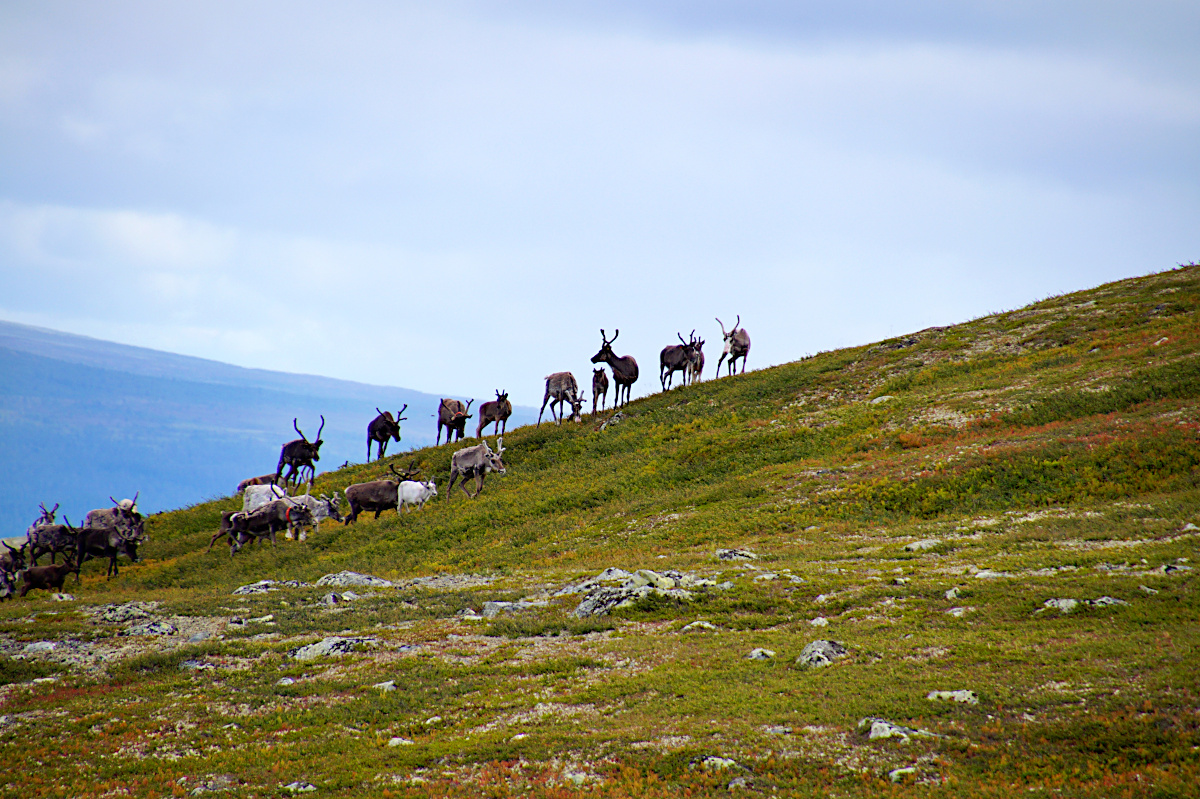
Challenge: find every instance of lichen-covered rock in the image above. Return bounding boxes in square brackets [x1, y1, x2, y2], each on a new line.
[858, 716, 938, 740]
[795, 639, 847, 668]
[123, 620, 178, 636]
[93, 601, 157, 624]
[927, 689, 979, 705]
[716, 549, 758, 561]
[1041, 598, 1078, 613]
[482, 600, 548, 618]
[747, 648, 775, 660]
[232, 580, 278, 595]
[682, 620, 717, 632]
[904, 539, 939, 552]
[316, 571, 393, 588]
[289, 636, 378, 661]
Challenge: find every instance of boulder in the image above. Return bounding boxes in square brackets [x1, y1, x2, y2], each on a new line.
[858, 717, 938, 741]
[927, 690, 978, 705]
[123, 620, 178, 636]
[747, 648, 776, 660]
[716, 549, 758, 561]
[482, 600, 548, 618]
[795, 639, 847, 668]
[232, 580, 278, 595]
[1041, 598, 1078, 614]
[289, 636, 378, 661]
[93, 601, 157, 624]
[904, 539, 939, 552]
[316, 571, 393, 588]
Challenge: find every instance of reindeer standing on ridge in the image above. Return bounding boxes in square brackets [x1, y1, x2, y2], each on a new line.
[591, 329, 639, 407]
[660, 331, 697, 391]
[716, 315, 751, 376]
[436, 399, 474, 445]
[592, 368, 609, 415]
[275, 416, 325, 489]
[538, 373, 585, 426]
[368, 405, 407, 462]
[477, 391, 513, 439]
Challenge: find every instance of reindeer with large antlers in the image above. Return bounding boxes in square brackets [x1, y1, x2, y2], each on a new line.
[275, 416, 325, 489]
[590, 329, 639, 407]
[437, 398, 474, 445]
[368, 405, 408, 462]
[660, 330, 697, 391]
[716, 315, 751, 376]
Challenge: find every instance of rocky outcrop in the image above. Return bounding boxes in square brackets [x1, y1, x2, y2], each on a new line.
[795, 639, 847, 668]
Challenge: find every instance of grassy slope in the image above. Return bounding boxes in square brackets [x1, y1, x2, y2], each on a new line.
[2, 265, 1198, 797]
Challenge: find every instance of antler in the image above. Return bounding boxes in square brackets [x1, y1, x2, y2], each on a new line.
[315, 415, 325, 441]
[678, 332, 688, 346]
[734, 314, 740, 330]
[131, 491, 138, 507]
[716, 317, 727, 336]
[376, 407, 384, 415]
[293, 418, 307, 441]
[109, 495, 119, 506]
[465, 399, 474, 416]
[398, 403, 408, 420]
[689, 328, 696, 344]
[496, 437, 505, 454]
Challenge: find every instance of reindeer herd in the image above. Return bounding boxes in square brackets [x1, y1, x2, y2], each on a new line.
[4, 317, 752, 591]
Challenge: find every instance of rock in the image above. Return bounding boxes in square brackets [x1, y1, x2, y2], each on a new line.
[728, 776, 750, 790]
[1182, 523, 1198, 532]
[1088, 596, 1128, 607]
[717, 581, 735, 590]
[1140, 585, 1158, 594]
[870, 395, 896, 405]
[1041, 598, 1078, 614]
[283, 782, 316, 793]
[904, 539, 939, 552]
[374, 680, 396, 692]
[179, 660, 212, 671]
[482, 599, 548, 618]
[893, 577, 909, 585]
[563, 770, 588, 786]
[795, 640, 847, 668]
[599, 411, 625, 431]
[387, 737, 413, 746]
[123, 620, 178, 636]
[189, 632, 211, 643]
[316, 571, 394, 588]
[974, 569, 1014, 579]
[945, 587, 960, 600]
[763, 725, 791, 735]
[633, 569, 677, 590]
[94, 601, 157, 624]
[945, 607, 971, 617]
[858, 717, 937, 741]
[248, 615, 274, 624]
[747, 648, 775, 660]
[189, 775, 237, 795]
[716, 549, 758, 561]
[889, 767, 917, 783]
[809, 617, 829, 627]
[50, 593, 75, 602]
[425, 716, 442, 725]
[277, 677, 296, 686]
[1161, 563, 1191, 574]
[753, 572, 778, 582]
[289, 636, 378, 661]
[23, 641, 56, 654]
[682, 620, 718, 632]
[320, 593, 342, 606]
[232, 580, 278, 595]
[700, 756, 739, 771]
[927, 690, 978, 705]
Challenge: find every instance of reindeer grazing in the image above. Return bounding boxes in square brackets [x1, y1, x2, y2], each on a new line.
[448, 438, 507, 499]
[344, 462, 420, 524]
[538, 372, 586, 426]
[716, 315, 751, 376]
[368, 405, 408, 462]
[592, 368, 609, 415]
[436, 398, 474, 445]
[660, 331, 697, 391]
[275, 416, 325, 489]
[477, 390, 513, 439]
[591, 329, 639, 407]
[688, 335, 706, 383]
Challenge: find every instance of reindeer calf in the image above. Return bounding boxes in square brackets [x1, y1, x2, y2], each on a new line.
[20, 561, 77, 597]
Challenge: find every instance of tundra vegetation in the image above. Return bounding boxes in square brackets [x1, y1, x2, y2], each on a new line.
[2, 265, 1199, 798]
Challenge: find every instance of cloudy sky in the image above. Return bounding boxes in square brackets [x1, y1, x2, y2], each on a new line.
[2, 1, 1197, 405]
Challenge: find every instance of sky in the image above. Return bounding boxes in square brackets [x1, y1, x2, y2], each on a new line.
[1, 0, 1197, 406]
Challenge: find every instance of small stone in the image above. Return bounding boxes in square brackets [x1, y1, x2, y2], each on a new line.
[809, 616, 829, 627]
[374, 680, 396, 692]
[425, 716, 442, 725]
[1041, 598, 1078, 614]
[283, 782, 316, 794]
[716, 549, 758, 561]
[904, 539, 939, 552]
[387, 737, 414, 746]
[870, 395, 896, 405]
[23, 641, 56, 654]
[276, 677, 296, 686]
[795, 639, 847, 668]
[682, 621, 718, 632]
[945, 587, 960, 600]
[701, 756, 738, 771]
[927, 689, 979, 705]
[1139, 585, 1158, 594]
[747, 648, 775, 660]
[889, 767, 917, 783]
[50, 593, 75, 602]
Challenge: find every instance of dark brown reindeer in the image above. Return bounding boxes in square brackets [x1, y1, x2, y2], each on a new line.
[716, 315, 751, 376]
[538, 372, 586, 426]
[343, 461, 420, 524]
[237, 473, 277, 493]
[590, 329, 639, 407]
[659, 331, 697, 391]
[592, 368, 609, 415]
[368, 405, 408, 461]
[477, 390, 513, 439]
[275, 416, 325, 488]
[688, 335, 706, 383]
[436, 398, 474, 445]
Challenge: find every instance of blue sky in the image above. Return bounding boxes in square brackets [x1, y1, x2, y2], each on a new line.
[2, 1, 1196, 405]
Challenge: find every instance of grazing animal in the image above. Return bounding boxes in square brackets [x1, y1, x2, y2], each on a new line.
[660, 331, 697, 391]
[1, 541, 27, 574]
[538, 372, 585, 426]
[76, 523, 141, 579]
[368, 405, 408, 461]
[281, 492, 343, 540]
[28, 520, 81, 566]
[228, 500, 313, 554]
[237, 473, 277, 493]
[343, 462, 420, 524]
[397, 480, 438, 512]
[716, 315, 751, 376]
[591, 329, 639, 407]
[207, 510, 247, 553]
[84, 495, 145, 546]
[275, 416, 325, 489]
[476, 391, 513, 439]
[243, 483, 288, 513]
[448, 438, 507, 499]
[688, 336, 705, 383]
[19, 556, 78, 597]
[436, 398, 474, 445]
[26, 502, 58, 536]
[0, 569, 16, 602]
[592, 368, 609, 415]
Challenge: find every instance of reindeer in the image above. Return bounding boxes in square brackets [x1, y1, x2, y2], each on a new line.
[538, 372, 586, 426]
[448, 438, 507, 499]
[237, 473, 277, 493]
[591, 329, 639, 407]
[716, 315, 751, 376]
[368, 405, 408, 462]
[477, 391, 513, 439]
[275, 416, 325, 489]
[660, 331, 697, 391]
[592, 368, 609, 415]
[688, 335, 706, 383]
[436, 398, 474, 445]
[344, 462, 420, 523]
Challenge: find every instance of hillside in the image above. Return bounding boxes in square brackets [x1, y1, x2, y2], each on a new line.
[0, 321, 537, 532]
[2, 264, 1198, 797]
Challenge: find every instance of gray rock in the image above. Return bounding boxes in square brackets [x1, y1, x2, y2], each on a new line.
[316, 571, 394, 588]
[1088, 596, 1128, 607]
[123, 620, 178, 636]
[716, 549, 758, 561]
[388, 737, 414, 746]
[320, 593, 342, 605]
[795, 639, 847, 668]
[94, 601, 157, 624]
[599, 411, 625, 431]
[945, 607, 971, 617]
[633, 569, 677, 590]
[945, 587, 960, 600]
[283, 783, 316, 794]
[974, 569, 1014, 579]
[927, 690, 978, 705]
[1041, 598, 1078, 614]
[232, 580, 278, 595]
[682, 620, 718, 632]
[189, 632, 211, 643]
[747, 648, 775, 660]
[373, 680, 396, 692]
[728, 776, 750, 790]
[23, 641, 56, 654]
[276, 677, 296, 686]
[889, 767, 918, 782]
[1140, 585, 1158, 594]
[809, 617, 829, 627]
[763, 725, 792, 735]
[289, 636, 378, 661]
[858, 717, 938, 741]
[179, 659, 212, 671]
[904, 539, 939, 552]
[870, 395, 896, 405]
[700, 756, 739, 771]
[50, 593, 75, 602]
[572, 584, 652, 617]
[482, 599, 548, 618]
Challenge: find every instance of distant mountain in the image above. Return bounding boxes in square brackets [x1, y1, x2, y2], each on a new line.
[0, 320, 535, 535]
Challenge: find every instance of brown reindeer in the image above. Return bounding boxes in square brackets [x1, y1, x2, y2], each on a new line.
[660, 331, 697, 391]
[590, 329, 639, 407]
[538, 373, 585, 426]
[368, 405, 408, 461]
[436, 398, 474, 445]
[716, 315, 751, 376]
[592, 368, 609, 415]
[476, 391, 513, 439]
[275, 416, 325, 488]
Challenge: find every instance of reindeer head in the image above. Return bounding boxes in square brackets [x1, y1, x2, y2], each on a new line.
[716, 315, 741, 344]
[294, 416, 326, 459]
[495, 390, 509, 405]
[591, 328, 619, 364]
[37, 502, 59, 526]
[453, 399, 475, 423]
[486, 438, 508, 474]
[319, 493, 344, 523]
[2, 541, 26, 570]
